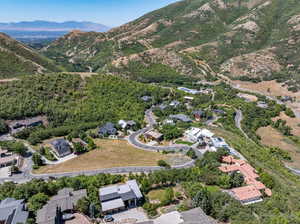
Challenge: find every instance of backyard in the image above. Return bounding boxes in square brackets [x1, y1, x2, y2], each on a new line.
[35, 139, 191, 174]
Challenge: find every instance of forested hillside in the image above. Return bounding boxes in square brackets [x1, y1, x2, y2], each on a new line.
[43, 0, 300, 89]
[0, 73, 168, 143]
[0, 33, 60, 78]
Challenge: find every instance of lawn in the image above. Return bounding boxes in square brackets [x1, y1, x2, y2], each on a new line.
[35, 139, 190, 174]
[147, 189, 166, 203]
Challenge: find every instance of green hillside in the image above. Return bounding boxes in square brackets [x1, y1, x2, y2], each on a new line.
[0, 33, 61, 78]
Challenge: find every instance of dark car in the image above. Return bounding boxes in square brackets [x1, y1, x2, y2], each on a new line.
[104, 215, 114, 222]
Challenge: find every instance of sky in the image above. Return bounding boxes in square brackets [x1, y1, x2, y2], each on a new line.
[0, 0, 180, 27]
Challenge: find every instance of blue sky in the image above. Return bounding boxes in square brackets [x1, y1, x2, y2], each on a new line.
[0, 0, 179, 27]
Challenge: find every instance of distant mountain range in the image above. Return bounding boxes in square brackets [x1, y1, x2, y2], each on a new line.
[0, 21, 111, 41]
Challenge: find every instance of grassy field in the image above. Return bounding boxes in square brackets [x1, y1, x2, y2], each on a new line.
[35, 139, 190, 174]
[257, 126, 300, 169]
[147, 189, 166, 203]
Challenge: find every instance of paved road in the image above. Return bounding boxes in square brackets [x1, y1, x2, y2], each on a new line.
[234, 109, 250, 140]
[128, 109, 192, 153]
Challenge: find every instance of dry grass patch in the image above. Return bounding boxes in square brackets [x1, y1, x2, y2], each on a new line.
[35, 139, 190, 174]
[257, 126, 300, 169]
[272, 112, 300, 137]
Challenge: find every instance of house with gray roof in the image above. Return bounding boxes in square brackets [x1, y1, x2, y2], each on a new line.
[141, 96, 152, 102]
[180, 207, 217, 224]
[36, 188, 87, 224]
[51, 139, 72, 158]
[99, 122, 117, 137]
[99, 180, 143, 214]
[0, 198, 28, 224]
[170, 114, 192, 123]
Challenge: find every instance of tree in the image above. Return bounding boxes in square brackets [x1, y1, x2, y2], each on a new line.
[32, 153, 43, 168]
[28, 193, 49, 213]
[76, 197, 90, 215]
[0, 119, 8, 135]
[157, 160, 171, 169]
[186, 149, 197, 159]
[73, 142, 86, 154]
[230, 172, 244, 188]
[192, 188, 212, 215]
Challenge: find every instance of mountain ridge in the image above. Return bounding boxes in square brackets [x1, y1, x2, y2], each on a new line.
[0, 32, 61, 78]
[42, 0, 300, 89]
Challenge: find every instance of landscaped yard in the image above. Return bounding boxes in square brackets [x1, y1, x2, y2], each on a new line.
[35, 139, 191, 174]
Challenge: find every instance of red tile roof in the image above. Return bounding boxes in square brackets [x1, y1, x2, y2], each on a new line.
[219, 156, 272, 201]
[231, 185, 262, 201]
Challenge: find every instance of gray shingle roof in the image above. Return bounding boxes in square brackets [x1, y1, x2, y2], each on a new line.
[51, 139, 72, 157]
[0, 198, 28, 224]
[99, 122, 117, 136]
[36, 188, 87, 224]
[170, 114, 192, 123]
[181, 207, 217, 224]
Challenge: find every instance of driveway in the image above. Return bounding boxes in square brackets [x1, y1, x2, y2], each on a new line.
[0, 167, 10, 178]
[112, 208, 149, 224]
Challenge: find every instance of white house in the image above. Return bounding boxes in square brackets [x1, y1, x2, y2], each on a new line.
[211, 137, 228, 148]
[185, 128, 215, 143]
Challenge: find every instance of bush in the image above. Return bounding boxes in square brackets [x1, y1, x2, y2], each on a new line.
[186, 149, 197, 159]
[157, 160, 171, 169]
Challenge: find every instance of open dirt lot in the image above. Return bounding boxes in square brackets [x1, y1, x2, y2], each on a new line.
[257, 126, 300, 169]
[36, 139, 190, 174]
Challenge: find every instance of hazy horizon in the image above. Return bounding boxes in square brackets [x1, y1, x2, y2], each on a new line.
[0, 0, 179, 27]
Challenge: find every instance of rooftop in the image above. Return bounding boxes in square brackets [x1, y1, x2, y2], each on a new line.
[36, 188, 87, 224]
[0, 198, 28, 224]
[231, 185, 262, 201]
[169, 114, 192, 123]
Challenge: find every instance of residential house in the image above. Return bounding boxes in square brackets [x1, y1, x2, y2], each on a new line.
[184, 128, 214, 143]
[145, 130, 164, 142]
[192, 110, 205, 121]
[184, 96, 194, 101]
[0, 149, 19, 168]
[213, 109, 226, 115]
[157, 103, 168, 111]
[184, 127, 202, 143]
[178, 87, 200, 95]
[118, 120, 136, 130]
[141, 96, 152, 102]
[281, 96, 293, 102]
[257, 101, 268, 109]
[169, 100, 180, 108]
[149, 207, 217, 224]
[0, 198, 28, 224]
[211, 137, 228, 149]
[51, 139, 72, 158]
[219, 156, 272, 205]
[99, 180, 143, 214]
[169, 114, 192, 123]
[37, 188, 87, 224]
[99, 122, 117, 137]
[229, 185, 263, 205]
[9, 117, 44, 134]
[163, 119, 175, 126]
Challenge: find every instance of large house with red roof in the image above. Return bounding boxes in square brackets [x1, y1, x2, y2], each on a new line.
[219, 156, 272, 205]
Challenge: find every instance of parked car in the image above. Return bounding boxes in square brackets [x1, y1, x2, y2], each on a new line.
[62, 214, 75, 221]
[104, 215, 114, 222]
